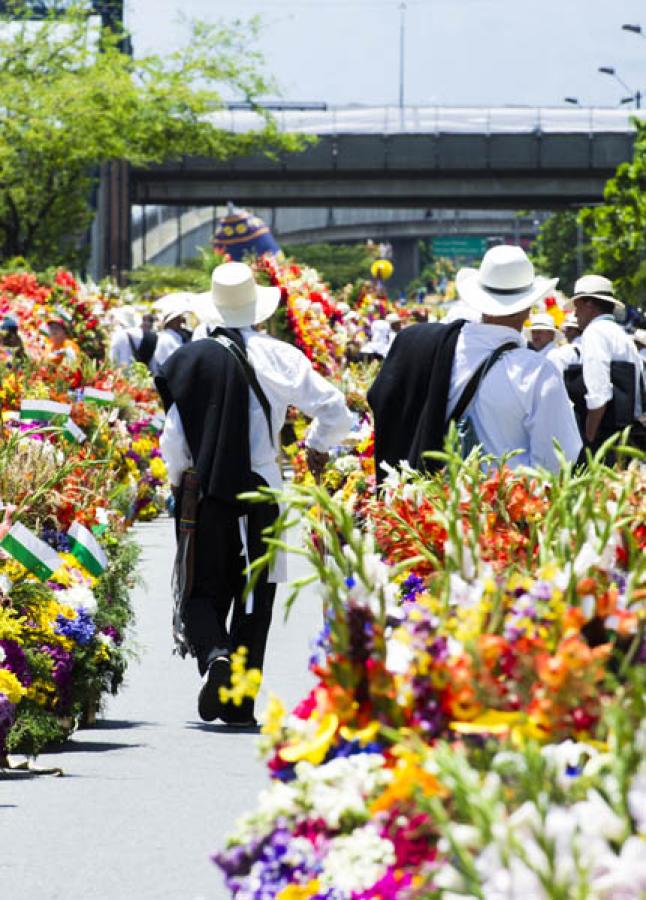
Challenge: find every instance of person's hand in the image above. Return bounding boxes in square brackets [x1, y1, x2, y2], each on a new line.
[306, 447, 329, 482]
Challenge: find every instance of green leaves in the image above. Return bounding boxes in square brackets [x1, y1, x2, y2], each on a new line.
[0, 8, 305, 266]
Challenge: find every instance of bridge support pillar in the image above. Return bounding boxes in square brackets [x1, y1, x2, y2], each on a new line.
[390, 238, 420, 291]
[93, 161, 132, 284]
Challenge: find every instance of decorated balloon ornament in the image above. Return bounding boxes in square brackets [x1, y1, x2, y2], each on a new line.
[213, 204, 281, 261]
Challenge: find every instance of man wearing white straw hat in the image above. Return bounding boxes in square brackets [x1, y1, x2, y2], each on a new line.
[151, 295, 193, 375]
[526, 312, 558, 355]
[566, 275, 644, 451]
[157, 262, 352, 726]
[369, 245, 581, 476]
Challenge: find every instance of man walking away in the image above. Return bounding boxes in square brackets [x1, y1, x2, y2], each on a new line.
[369, 246, 581, 480]
[567, 275, 645, 454]
[158, 262, 352, 726]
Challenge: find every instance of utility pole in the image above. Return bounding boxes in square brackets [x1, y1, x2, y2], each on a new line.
[399, 2, 406, 125]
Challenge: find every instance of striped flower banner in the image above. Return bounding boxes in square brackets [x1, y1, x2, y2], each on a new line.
[83, 387, 114, 406]
[19, 399, 72, 421]
[67, 521, 108, 577]
[0, 522, 63, 581]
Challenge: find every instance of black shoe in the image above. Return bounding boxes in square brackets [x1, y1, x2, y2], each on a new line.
[219, 697, 257, 728]
[198, 657, 230, 722]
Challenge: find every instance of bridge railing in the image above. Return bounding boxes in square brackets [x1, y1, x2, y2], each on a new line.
[207, 105, 645, 135]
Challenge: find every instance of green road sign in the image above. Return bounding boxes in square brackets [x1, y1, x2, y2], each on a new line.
[431, 236, 488, 258]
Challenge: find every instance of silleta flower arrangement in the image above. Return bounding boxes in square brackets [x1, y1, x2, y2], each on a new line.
[215, 439, 645, 898]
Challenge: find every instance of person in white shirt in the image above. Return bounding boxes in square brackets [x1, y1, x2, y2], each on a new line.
[159, 262, 352, 726]
[109, 310, 158, 369]
[546, 313, 582, 374]
[448, 246, 582, 471]
[152, 305, 191, 375]
[633, 328, 646, 364]
[527, 312, 558, 355]
[568, 275, 644, 450]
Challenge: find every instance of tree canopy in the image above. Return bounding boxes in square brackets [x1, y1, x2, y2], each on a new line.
[281, 242, 374, 291]
[580, 121, 646, 310]
[531, 210, 591, 297]
[0, 2, 304, 267]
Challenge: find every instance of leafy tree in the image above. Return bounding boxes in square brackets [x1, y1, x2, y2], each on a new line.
[281, 242, 373, 290]
[0, 2, 304, 267]
[531, 210, 591, 296]
[579, 121, 646, 310]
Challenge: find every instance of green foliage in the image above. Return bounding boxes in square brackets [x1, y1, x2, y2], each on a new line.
[4, 699, 71, 756]
[531, 210, 591, 296]
[127, 247, 226, 298]
[0, 3, 305, 268]
[580, 120, 646, 310]
[281, 242, 373, 291]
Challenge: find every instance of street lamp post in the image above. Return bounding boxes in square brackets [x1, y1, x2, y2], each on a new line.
[598, 66, 641, 108]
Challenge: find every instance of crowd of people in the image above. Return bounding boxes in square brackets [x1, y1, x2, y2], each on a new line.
[104, 246, 644, 727]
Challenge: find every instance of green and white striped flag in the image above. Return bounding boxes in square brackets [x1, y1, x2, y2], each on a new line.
[68, 521, 108, 577]
[63, 419, 87, 444]
[20, 399, 72, 421]
[0, 522, 63, 581]
[83, 387, 114, 406]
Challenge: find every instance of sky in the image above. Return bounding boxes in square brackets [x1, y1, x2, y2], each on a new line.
[125, 0, 646, 109]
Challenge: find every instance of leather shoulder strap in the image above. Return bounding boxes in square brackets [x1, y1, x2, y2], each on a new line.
[211, 333, 275, 447]
[451, 342, 518, 423]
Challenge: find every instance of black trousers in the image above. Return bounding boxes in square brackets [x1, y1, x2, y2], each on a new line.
[182, 482, 279, 680]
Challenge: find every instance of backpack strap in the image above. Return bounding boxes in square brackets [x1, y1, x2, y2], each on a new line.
[450, 341, 518, 423]
[209, 330, 275, 448]
[129, 330, 158, 365]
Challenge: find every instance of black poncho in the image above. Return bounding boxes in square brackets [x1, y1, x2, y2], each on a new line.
[367, 320, 466, 482]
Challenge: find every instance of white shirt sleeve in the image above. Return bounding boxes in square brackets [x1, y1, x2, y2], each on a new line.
[524, 362, 582, 470]
[581, 325, 613, 410]
[255, 342, 353, 452]
[159, 404, 193, 487]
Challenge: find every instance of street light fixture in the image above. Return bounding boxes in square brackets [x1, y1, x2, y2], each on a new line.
[622, 24, 645, 37]
[564, 97, 580, 105]
[598, 66, 641, 108]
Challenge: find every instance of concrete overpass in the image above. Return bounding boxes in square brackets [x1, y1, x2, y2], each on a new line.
[132, 106, 639, 211]
[98, 105, 643, 279]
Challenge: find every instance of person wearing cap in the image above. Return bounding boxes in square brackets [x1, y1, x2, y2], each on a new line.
[0, 315, 27, 366]
[527, 313, 558, 355]
[152, 298, 192, 375]
[46, 315, 80, 365]
[546, 313, 582, 374]
[568, 275, 644, 450]
[157, 262, 352, 726]
[369, 246, 582, 477]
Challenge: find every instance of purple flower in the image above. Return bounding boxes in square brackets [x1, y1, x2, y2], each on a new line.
[100, 625, 123, 646]
[401, 572, 425, 603]
[0, 639, 32, 686]
[40, 527, 71, 553]
[55, 608, 96, 646]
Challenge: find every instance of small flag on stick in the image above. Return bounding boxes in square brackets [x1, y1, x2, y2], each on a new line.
[62, 419, 87, 444]
[67, 521, 108, 577]
[0, 523, 63, 581]
[83, 387, 114, 406]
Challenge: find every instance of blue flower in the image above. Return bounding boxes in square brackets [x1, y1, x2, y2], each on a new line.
[55, 608, 96, 646]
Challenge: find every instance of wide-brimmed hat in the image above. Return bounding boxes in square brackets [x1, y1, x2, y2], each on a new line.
[565, 275, 625, 310]
[457, 246, 558, 317]
[112, 306, 141, 330]
[194, 262, 281, 329]
[562, 312, 581, 330]
[527, 312, 558, 333]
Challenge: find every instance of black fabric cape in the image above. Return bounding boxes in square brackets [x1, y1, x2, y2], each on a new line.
[155, 331, 253, 505]
[367, 320, 466, 482]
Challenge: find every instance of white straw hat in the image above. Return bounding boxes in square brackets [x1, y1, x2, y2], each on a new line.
[527, 312, 558, 333]
[562, 312, 580, 330]
[457, 245, 558, 317]
[194, 262, 281, 329]
[566, 275, 625, 310]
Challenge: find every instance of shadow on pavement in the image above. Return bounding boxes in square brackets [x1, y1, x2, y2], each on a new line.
[186, 721, 261, 735]
[47, 739, 145, 754]
[82, 719, 156, 731]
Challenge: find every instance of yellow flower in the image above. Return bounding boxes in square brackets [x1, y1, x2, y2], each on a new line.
[277, 881, 321, 900]
[0, 668, 25, 704]
[279, 713, 339, 765]
[261, 692, 287, 740]
[0, 607, 23, 641]
[219, 646, 263, 707]
[150, 457, 167, 481]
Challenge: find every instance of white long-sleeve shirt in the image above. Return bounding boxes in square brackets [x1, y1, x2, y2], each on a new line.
[546, 337, 582, 374]
[109, 327, 143, 368]
[160, 328, 353, 492]
[152, 329, 184, 376]
[580, 315, 643, 415]
[446, 322, 582, 471]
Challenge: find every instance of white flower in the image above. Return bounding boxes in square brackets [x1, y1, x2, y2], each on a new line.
[385, 633, 413, 674]
[627, 771, 646, 834]
[572, 790, 626, 842]
[590, 837, 646, 898]
[0, 646, 5, 664]
[320, 825, 395, 893]
[57, 584, 97, 615]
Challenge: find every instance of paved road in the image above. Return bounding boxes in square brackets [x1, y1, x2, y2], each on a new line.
[1, 518, 318, 900]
